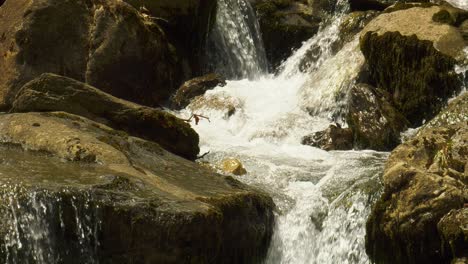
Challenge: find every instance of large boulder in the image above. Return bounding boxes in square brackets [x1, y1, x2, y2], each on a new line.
[0, 0, 182, 109]
[366, 93, 468, 264]
[359, 5, 466, 126]
[171, 73, 227, 110]
[11, 73, 199, 160]
[347, 83, 409, 151]
[0, 112, 275, 263]
[254, 0, 322, 68]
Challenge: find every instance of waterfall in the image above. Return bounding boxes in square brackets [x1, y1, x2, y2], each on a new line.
[205, 0, 268, 79]
[179, 0, 389, 263]
[1, 186, 100, 264]
[444, 0, 468, 10]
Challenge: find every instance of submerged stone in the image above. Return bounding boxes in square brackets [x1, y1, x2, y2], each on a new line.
[221, 158, 248, 176]
[347, 83, 409, 151]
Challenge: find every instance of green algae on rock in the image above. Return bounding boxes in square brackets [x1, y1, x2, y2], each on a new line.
[0, 112, 275, 263]
[11, 73, 200, 160]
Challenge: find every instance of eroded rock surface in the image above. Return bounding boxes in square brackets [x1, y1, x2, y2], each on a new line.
[0, 0, 182, 108]
[11, 73, 199, 160]
[366, 93, 468, 264]
[360, 5, 466, 125]
[301, 124, 353, 151]
[0, 112, 275, 264]
[171, 73, 227, 110]
[347, 83, 409, 151]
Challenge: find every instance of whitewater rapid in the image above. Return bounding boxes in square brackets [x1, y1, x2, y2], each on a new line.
[178, 0, 389, 263]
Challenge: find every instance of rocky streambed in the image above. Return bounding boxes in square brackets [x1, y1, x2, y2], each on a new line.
[0, 0, 466, 263]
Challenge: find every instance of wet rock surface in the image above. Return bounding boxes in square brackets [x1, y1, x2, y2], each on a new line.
[221, 158, 248, 176]
[0, 0, 183, 108]
[11, 73, 200, 160]
[0, 112, 275, 264]
[171, 73, 227, 110]
[254, 0, 322, 68]
[347, 83, 409, 151]
[301, 124, 353, 151]
[359, 5, 465, 126]
[366, 93, 468, 264]
[123, 0, 217, 77]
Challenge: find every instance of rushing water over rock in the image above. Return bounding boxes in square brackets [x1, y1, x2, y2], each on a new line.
[205, 0, 268, 79]
[444, 0, 468, 10]
[180, 0, 389, 262]
[2, 188, 100, 264]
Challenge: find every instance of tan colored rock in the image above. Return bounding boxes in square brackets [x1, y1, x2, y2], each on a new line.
[359, 5, 465, 126]
[0, 0, 182, 108]
[362, 6, 466, 59]
[11, 73, 200, 160]
[0, 112, 274, 263]
[366, 93, 468, 264]
[221, 158, 248, 176]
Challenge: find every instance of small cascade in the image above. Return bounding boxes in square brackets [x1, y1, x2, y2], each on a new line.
[298, 36, 364, 122]
[1, 186, 100, 264]
[444, 0, 468, 10]
[205, 0, 268, 79]
[278, 0, 350, 78]
[179, 0, 389, 263]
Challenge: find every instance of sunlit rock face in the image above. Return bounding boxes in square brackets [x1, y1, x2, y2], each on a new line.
[359, 5, 466, 126]
[366, 93, 468, 264]
[0, 0, 184, 108]
[0, 112, 275, 264]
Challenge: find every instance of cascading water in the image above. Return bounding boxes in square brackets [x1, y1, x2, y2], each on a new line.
[205, 0, 268, 79]
[444, 0, 468, 10]
[2, 188, 100, 264]
[179, 0, 389, 263]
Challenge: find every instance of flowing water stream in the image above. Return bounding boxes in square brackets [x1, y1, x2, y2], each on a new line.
[205, 0, 268, 79]
[2, 0, 466, 263]
[180, 0, 390, 263]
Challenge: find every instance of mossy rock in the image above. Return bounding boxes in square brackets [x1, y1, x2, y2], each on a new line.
[254, 0, 321, 69]
[0, 0, 184, 108]
[0, 112, 275, 263]
[11, 73, 200, 160]
[171, 73, 226, 110]
[365, 93, 468, 264]
[359, 5, 466, 126]
[346, 83, 409, 150]
[360, 30, 462, 125]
